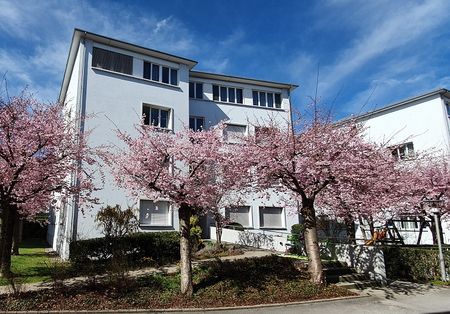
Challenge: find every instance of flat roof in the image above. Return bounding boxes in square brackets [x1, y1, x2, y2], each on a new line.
[190, 70, 298, 90]
[347, 88, 450, 122]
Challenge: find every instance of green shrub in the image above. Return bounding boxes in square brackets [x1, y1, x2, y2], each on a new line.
[190, 215, 203, 252]
[288, 223, 305, 255]
[69, 232, 180, 270]
[383, 246, 450, 282]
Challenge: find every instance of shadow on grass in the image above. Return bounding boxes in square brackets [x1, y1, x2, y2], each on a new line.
[194, 255, 308, 293]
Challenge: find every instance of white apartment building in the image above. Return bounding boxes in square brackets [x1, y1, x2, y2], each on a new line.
[48, 29, 299, 258]
[353, 88, 450, 245]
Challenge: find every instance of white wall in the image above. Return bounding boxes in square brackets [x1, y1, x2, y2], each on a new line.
[355, 94, 450, 244]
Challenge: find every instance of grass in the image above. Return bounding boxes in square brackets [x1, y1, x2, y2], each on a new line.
[0, 255, 355, 311]
[0, 239, 54, 285]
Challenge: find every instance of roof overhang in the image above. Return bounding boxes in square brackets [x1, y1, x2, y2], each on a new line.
[190, 70, 298, 91]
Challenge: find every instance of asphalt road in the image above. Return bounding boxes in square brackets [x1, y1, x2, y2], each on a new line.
[153, 281, 450, 314]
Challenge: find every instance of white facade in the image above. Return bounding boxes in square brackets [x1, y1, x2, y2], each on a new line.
[352, 89, 450, 245]
[49, 29, 299, 258]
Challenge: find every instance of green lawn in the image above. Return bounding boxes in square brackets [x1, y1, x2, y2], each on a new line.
[0, 239, 54, 285]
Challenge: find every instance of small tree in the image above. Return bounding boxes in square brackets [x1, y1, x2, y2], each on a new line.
[108, 123, 249, 296]
[96, 204, 138, 238]
[0, 93, 97, 276]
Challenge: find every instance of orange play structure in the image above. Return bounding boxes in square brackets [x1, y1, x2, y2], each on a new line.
[364, 228, 387, 245]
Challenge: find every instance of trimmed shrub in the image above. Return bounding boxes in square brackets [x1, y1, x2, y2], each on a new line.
[383, 246, 450, 282]
[70, 232, 180, 269]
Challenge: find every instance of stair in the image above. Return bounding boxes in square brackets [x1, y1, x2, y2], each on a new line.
[323, 261, 382, 290]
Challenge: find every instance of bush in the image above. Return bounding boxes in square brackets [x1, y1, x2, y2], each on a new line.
[70, 232, 180, 270]
[288, 223, 305, 255]
[383, 246, 450, 282]
[96, 205, 138, 238]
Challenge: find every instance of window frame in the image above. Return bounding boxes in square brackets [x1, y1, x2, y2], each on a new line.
[142, 61, 178, 86]
[92, 47, 133, 75]
[223, 123, 247, 143]
[390, 142, 415, 161]
[139, 199, 173, 227]
[189, 82, 204, 99]
[259, 206, 286, 229]
[225, 206, 252, 228]
[142, 104, 172, 130]
[189, 116, 205, 132]
[253, 90, 283, 109]
[212, 84, 244, 104]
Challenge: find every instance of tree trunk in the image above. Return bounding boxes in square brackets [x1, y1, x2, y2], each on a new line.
[215, 220, 222, 249]
[12, 216, 22, 255]
[0, 204, 16, 277]
[344, 216, 356, 244]
[178, 203, 193, 296]
[301, 198, 324, 284]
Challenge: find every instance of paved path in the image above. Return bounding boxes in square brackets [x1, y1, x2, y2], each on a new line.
[0, 249, 272, 295]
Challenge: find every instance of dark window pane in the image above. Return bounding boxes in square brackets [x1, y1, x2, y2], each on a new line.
[150, 108, 159, 126]
[220, 86, 227, 102]
[259, 92, 266, 107]
[236, 89, 243, 104]
[162, 67, 169, 84]
[228, 88, 235, 103]
[252, 91, 259, 106]
[152, 64, 159, 81]
[275, 93, 281, 108]
[143, 62, 151, 79]
[92, 47, 132, 75]
[189, 117, 196, 130]
[267, 93, 274, 107]
[142, 106, 150, 125]
[213, 85, 220, 101]
[170, 68, 177, 85]
[197, 117, 204, 131]
[160, 110, 168, 128]
[195, 83, 203, 99]
[189, 82, 195, 98]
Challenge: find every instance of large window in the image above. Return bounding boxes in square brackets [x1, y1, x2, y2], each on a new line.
[396, 216, 419, 230]
[259, 207, 284, 228]
[143, 61, 178, 86]
[224, 124, 246, 143]
[252, 91, 282, 109]
[391, 142, 415, 160]
[226, 206, 251, 228]
[92, 47, 133, 75]
[189, 82, 203, 99]
[142, 105, 170, 129]
[189, 116, 205, 131]
[212, 85, 243, 104]
[139, 200, 171, 226]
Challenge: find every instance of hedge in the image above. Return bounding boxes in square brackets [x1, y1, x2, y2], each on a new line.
[382, 246, 450, 282]
[70, 231, 180, 268]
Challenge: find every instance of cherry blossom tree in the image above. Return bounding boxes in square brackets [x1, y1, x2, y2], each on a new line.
[108, 123, 249, 296]
[0, 94, 97, 276]
[245, 118, 397, 284]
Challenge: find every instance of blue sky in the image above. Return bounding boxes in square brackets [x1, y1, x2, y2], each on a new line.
[1, 0, 450, 119]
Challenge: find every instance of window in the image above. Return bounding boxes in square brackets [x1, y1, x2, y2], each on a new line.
[391, 142, 415, 160]
[259, 207, 284, 228]
[224, 124, 246, 143]
[189, 82, 203, 99]
[142, 105, 170, 129]
[255, 126, 273, 143]
[212, 85, 243, 104]
[213, 85, 220, 101]
[92, 47, 133, 75]
[189, 116, 205, 131]
[139, 200, 171, 226]
[142, 62, 177, 86]
[226, 206, 251, 227]
[253, 90, 282, 108]
[396, 216, 419, 230]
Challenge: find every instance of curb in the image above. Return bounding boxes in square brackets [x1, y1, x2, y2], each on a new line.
[0, 294, 369, 313]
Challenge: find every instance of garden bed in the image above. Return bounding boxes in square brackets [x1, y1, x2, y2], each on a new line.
[0, 256, 355, 311]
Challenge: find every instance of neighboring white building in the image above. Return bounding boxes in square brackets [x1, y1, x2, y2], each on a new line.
[48, 29, 299, 258]
[352, 88, 450, 245]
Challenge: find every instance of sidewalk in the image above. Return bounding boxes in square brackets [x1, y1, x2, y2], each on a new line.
[0, 249, 272, 295]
